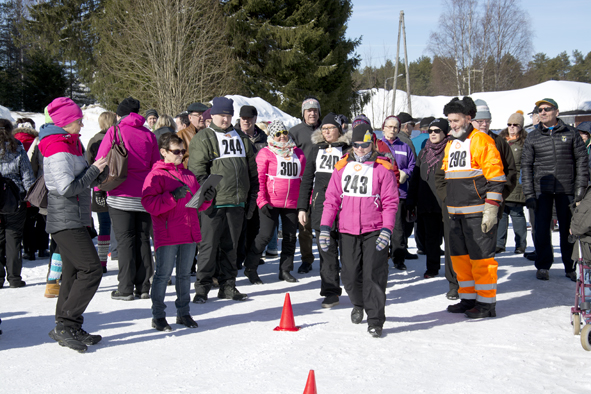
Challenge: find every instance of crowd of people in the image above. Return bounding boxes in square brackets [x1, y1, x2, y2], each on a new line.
[0, 92, 589, 350]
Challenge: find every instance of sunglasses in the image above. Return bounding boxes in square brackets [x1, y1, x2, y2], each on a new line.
[168, 149, 186, 156]
[353, 142, 371, 149]
[538, 107, 555, 113]
[507, 124, 521, 127]
[428, 128, 442, 134]
[274, 130, 289, 138]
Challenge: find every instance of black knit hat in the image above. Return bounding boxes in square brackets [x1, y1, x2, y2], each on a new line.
[117, 97, 141, 117]
[145, 108, 158, 119]
[210, 97, 234, 116]
[239, 105, 258, 118]
[443, 97, 477, 118]
[397, 112, 417, 124]
[321, 112, 343, 134]
[351, 124, 373, 143]
[429, 118, 450, 135]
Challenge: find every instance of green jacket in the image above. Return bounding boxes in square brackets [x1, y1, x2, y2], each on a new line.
[505, 137, 526, 204]
[188, 123, 258, 206]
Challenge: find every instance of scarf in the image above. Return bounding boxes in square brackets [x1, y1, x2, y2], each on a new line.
[354, 151, 373, 163]
[423, 136, 450, 175]
[267, 136, 296, 158]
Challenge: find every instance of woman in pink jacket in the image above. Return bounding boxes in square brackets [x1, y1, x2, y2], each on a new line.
[320, 124, 399, 338]
[243, 120, 306, 285]
[141, 133, 215, 331]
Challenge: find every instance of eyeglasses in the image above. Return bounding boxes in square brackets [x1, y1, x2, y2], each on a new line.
[428, 128, 442, 134]
[321, 126, 338, 132]
[168, 149, 186, 156]
[353, 142, 371, 149]
[274, 130, 289, 138]
[507, 124, 521, 127]
[473, 119, 491, 124]
[538, 107, 555, 113]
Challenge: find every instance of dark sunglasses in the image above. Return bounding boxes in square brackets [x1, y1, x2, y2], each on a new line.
[507, 124, 521, 127]
[353, 141, 371, 149]
[274, 130, 289, 138]
[428, 128, 442, 134]
[168, 149, 186, 156]
[538, 107, 555, 113]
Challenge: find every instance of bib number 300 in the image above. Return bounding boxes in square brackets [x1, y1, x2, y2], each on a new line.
[221, 139, 243, 155]
[280, 161, 299, 177]
[449, 150, 467, 168]
[343, 175, 369, 195]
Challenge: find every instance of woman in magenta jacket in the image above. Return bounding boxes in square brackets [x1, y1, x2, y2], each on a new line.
[141, 133, 215, 332]
[320, 124, 399, 338]
[243, 120, 306, 285]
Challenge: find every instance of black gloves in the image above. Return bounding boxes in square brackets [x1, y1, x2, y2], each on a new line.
[525, 197, 537, 211]
[203, 186, 216, 202]
[575, 187, 586, 203]
[260, 204, 273, 218]
[171, 185, 190, 201]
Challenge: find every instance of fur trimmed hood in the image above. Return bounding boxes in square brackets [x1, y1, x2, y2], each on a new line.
[311, 127, 350, 145]
[13, 126, 38, 138]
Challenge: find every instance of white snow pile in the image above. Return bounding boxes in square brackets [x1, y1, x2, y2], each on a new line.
[0, 105, 15, 122]
[359, 80, 591, 130]
[225, 95, 300, 128]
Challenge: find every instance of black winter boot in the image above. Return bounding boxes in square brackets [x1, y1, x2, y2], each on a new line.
[447, 299, 476, 313]
[351, 306, 364, 324]
[244, 269, 263, 285]
[218, 284, 248, 301]
[49, 324, 87, 353]
[464, 302, 496, 318]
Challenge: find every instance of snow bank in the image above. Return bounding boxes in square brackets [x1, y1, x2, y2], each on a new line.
[0, 105, 15, 122]
[225, 95, 300, 129]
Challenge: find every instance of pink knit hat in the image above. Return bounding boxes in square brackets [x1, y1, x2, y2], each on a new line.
[47, 97, 83, 128]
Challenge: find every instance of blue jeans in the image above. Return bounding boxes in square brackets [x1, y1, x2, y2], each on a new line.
[497, 203, 527, 250]
[151, 243, 196, 319]
[97, 211, 111, 236]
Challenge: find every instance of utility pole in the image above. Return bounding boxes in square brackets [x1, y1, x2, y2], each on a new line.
[402, 12, 412, 116]
[392, 11, 412, 116]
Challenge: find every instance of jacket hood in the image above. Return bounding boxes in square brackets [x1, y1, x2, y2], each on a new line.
[311, 127, 350, 145]
[13, 127, 38, 138]
[152, 159, 184, 172]
[39, 123, 67, 140]
[119, 112, 147, 129]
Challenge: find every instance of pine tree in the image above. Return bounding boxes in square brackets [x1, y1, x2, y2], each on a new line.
[225, 0, 360, 118]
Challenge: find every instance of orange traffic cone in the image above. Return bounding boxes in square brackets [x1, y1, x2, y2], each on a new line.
[303, 370, 317, 394]
[273, 293, 300, 331]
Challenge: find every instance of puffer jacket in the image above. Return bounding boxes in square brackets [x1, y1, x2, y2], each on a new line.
[256, 143, 306, 209]
[521, 118, 589, 198]
[0, 142, 35, 196]
[297, 128, 350, 230]
[39, 124, 105, 234]
[141, 160, 211, 250]
[13, 127, 38, 153]
[377, 137, 415, 199]
[188, 122, 258, 207]
[96, 113, 160, 198]
[504, 135, 526, 204]
[321, 152, 399, 235]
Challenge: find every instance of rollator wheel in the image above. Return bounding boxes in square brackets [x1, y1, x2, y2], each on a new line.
[572, 313, 581, 335]
[581, 324, 591, 351]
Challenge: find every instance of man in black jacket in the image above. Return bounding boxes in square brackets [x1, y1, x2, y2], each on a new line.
[521, 98, 589, 281]
[288, 96, 320, 274]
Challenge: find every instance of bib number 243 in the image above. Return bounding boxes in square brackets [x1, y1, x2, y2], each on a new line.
[343, 174, 368, 194]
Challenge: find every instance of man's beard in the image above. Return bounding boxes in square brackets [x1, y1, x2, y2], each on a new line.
[449, 127, 467, 139]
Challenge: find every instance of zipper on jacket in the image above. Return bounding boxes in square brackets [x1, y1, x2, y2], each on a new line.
[284, 179, 291, 208]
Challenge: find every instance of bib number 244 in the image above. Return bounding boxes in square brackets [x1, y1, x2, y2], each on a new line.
[221, 139, 243, 155]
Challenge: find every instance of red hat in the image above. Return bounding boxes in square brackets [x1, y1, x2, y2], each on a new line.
[48, 97, 83, 128]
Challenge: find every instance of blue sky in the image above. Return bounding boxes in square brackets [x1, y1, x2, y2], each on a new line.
[347, 0, 591, 68]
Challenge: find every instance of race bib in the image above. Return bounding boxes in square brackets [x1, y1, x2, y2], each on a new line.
[447, 138, 472, 171]
[341, 162, 374, 197]
[315, 146, 343, 174]
[214, 129, 246, 159]
[275, 153, 302, 179]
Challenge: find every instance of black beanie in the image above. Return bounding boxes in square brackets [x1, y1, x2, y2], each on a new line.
[239, 105, 258, 118]
[117, 97, 141, 117]
[429, 118, 450, 135]
[321, 112, 343, 134]
[145, 108, 158, 119]
[351, 124, 373, 143]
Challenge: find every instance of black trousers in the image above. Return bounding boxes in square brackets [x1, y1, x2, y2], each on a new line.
[52, 227, 102, 329]
[237, 208, 260, 266]
[245, 207, 297, 273]
[534, 193, 574, 272]
[341, 231, 389, 327]
[419, 212, 444, 275]
[109, 208, 153, 295]
[195, 206, 244, 294]
[298, 207, 315, 264]
[0, 204, 26, 285]
[442, 207, 459, 291]
[391, 198, 414, 262]
[23, 207, 49, 254]
[315, 228, 342, 297]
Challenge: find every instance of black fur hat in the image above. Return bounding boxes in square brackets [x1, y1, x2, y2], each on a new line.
[443, 97, 476, 118]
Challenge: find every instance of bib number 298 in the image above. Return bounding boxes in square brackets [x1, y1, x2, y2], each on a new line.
[449, 151, 467, 168]
[343, 175, 368, 194]
[221, 139, 243, 155]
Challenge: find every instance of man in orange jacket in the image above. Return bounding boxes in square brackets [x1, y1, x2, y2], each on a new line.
[435, 97, 506, 318]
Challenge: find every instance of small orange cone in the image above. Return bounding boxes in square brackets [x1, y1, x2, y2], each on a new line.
[303, 370, 317, 394]
[273, 293, 300, 331]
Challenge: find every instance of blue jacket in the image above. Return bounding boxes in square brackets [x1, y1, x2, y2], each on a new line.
[379, 137, 415, 199]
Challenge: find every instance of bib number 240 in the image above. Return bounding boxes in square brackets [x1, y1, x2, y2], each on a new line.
[343, 175, 368, 194]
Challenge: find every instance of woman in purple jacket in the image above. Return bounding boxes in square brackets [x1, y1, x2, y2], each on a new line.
[142, 133, 215, 331]
[320, 124, 399, 338]
[96, 97, 160, 301]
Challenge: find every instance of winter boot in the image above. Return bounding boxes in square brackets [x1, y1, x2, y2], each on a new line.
[278, 270, 298, 282]
[152, 318, 172, 332]
[464, 302, 496, 318]
[176, 315, 198, 328]
[297, 262, 312, 274]
[447, 299, 476, 313]
[368, 325, 383, 338]
[321, 295, 339, 308]
[44, 283, 60, 298]
[49, 324, 87, 353]
[351, 306, 364, 324]
[217, 284, 248, 301]
[75, 328, 102, 345]
[244, 269, 263, 285]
